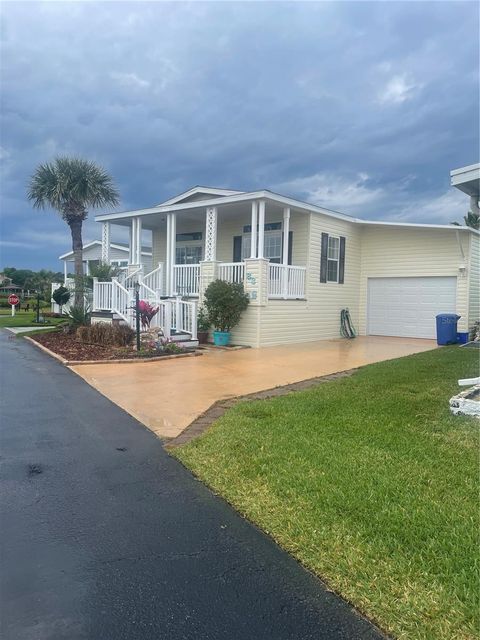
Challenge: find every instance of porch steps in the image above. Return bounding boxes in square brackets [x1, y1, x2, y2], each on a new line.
[170, 331, 199, 349]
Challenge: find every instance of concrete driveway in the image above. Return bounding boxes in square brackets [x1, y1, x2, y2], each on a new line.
[71, 336, 436, 438]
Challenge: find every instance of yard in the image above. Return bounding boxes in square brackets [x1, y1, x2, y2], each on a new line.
[173, 346, 479, 640]
[0, 310, 65, 328]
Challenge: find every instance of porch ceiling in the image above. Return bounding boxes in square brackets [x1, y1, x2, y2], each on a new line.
[108, 199, 294, 230]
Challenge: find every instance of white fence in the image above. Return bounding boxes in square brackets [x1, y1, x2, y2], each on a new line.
[143, 263, 163, 295]
[218, 262, 245, 284]
[173, 265, 200, 297]
[268, 264, 306, 299]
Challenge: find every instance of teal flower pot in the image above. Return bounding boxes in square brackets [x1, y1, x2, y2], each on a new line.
[213, 331, 231, 346]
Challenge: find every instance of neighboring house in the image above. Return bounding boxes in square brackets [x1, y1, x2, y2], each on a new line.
[90, 175, 479, 347]
[59, 241, 152, 283]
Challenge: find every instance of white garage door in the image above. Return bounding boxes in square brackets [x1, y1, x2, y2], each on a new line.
[367, 277, 457, 339]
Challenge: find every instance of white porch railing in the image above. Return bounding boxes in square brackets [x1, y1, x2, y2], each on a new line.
[268, 264, 306, 299]
[218, 262, 245, 284]
[173, 264, 200, 297]
[110, 278, 131, 323]
[171, 297, 198, 340]
[120, 265, 143, 289]
[143, 263, 163, 296]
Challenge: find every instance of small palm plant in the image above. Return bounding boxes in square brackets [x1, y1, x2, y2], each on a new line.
[27, 157, 120, 308]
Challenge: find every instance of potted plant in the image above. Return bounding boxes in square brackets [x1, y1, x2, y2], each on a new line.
[197, 306, 210, 344]
[203, 280, 249, 346]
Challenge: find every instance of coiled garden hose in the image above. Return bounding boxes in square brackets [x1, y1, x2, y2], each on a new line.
[340, 308, 357, 339]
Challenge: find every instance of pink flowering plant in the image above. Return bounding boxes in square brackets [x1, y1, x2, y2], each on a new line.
[136, 300, 159, 330]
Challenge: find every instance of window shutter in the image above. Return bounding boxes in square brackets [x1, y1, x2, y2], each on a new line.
[320, 233, 329, 283]
[233, 236, 242, 262]
[339, 236, 346, 284]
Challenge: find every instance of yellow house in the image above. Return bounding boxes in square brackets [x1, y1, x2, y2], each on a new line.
[92, 171, 479, 347]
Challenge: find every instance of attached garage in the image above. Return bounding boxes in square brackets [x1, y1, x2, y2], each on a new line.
[367, 276, 457, 339]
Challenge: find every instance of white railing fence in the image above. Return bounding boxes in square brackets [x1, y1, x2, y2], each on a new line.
[171, 297, 198, 340]
[121, 265, 144, 290]
[268, 264, 306, 299]
[218, 262, 245, 284]
[173, 264, 200, 297]
[143, 262, 163, 296]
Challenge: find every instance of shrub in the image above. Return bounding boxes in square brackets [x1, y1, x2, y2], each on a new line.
[135, 300, 159, 330]
[76, 322, 135, 347]
[197, 306, 210, 332]
[68, 304, 90, 325]
[203, 280, 249, 332]
[52, 285, 70, 313]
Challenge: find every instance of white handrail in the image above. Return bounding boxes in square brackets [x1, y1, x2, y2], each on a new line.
[218, 262, 245, 284]
[143, 262, 163, 296]
[268, 264, 306, 299]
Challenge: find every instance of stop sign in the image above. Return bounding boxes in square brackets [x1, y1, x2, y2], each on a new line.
[8, 294, 19, 306]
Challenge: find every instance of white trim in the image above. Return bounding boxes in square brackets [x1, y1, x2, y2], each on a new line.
[59, 241, 152, 261]
[156, 186, 244, 207]
[258, 200, 265, 259]
[282, 207, 290, 267]
[93, 187, 480, 235]
[326, 235, 340, 283]
[250, 201, 258, 259]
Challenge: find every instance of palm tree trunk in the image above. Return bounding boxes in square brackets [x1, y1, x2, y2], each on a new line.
[69, 219, 84, 308]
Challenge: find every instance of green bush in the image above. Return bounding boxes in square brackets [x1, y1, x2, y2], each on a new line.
[67, 305, 90, 328]
[203, 279, 249, 332]
[76, 322, 135, 347]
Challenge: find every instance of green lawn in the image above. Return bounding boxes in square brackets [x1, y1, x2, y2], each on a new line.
[0, 311, 65, 328]
[173, 347, 479, 640]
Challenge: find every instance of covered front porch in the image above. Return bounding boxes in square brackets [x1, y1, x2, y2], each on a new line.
[92, 195, 308, 335]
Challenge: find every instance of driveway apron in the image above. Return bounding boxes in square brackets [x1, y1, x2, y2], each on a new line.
[0, 331, 383, 640]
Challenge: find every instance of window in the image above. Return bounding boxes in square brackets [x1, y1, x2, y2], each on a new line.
[176, 232, 202, 242]
[176, 245, 202, 264]
[110, 260, 128, 268]
[241, 223, 283, 262]
[327, 236, 340, 282]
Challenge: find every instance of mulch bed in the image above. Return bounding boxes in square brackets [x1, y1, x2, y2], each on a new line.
[30, 331, 128, 361]
[30, 330, 196, 362]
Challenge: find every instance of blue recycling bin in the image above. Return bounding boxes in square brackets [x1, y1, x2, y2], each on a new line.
[436, 313, 460, 345]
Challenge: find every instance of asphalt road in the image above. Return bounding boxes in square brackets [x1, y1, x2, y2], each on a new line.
[0, 331, 383, 640]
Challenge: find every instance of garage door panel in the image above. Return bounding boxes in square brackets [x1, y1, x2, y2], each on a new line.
[367, 277, 457, 339]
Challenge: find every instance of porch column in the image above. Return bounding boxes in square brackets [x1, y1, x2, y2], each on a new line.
[250, 201, 258, 258]
[85, 260, 90, 276]
[282, 207, 290, 266]
[257, 200, 265, 258]
[135, 216, 142, 265]
[205, 206, 218, 261]
[129, 218, 136, 264]
[170, 213, 177, 295]
[165, 214, 172, 296]
[101, 222, 111, 263]
[63, 260, 68, 285]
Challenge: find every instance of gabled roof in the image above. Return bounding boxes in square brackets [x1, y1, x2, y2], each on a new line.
[59, 241, 152, 260]
[156, 186, 245, 207]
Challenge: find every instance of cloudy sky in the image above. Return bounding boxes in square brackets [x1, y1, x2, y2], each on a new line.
[1, 1, 478, 270]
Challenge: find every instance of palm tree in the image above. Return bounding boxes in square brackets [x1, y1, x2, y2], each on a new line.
[451, 210, 479, 230]
[27, 157, 119, 307]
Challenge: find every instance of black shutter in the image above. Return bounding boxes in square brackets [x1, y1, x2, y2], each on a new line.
[338, 236, 346, 284]
[320, 233, 329, 283]
[233, 236, 242, 262]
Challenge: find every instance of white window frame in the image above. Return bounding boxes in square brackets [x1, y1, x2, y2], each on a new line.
[175, 243, 203, 265]
[110, 259, 129, 268]
[326, 235, 340, 283]
[242, 225, 283, 263]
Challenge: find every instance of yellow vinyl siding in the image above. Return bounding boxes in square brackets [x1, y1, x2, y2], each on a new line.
[358, 227, 470, 333]
[258, 213, 362, 346]
[468, 233, 480, 332]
